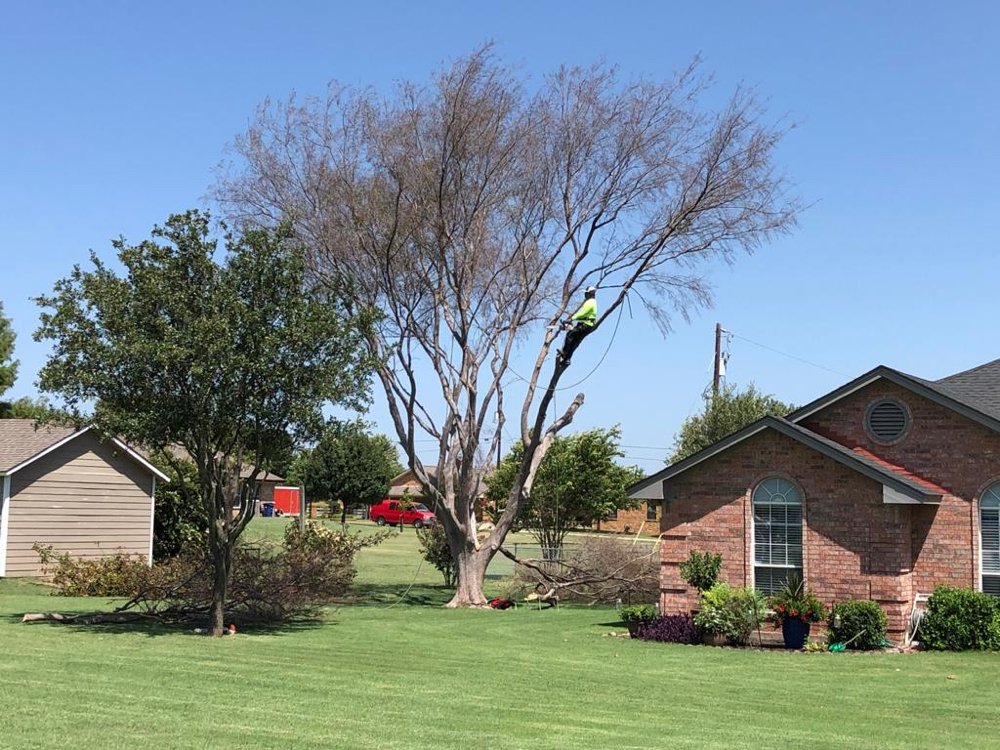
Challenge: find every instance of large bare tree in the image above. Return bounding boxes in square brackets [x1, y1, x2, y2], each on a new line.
[217, 47, 798, 606]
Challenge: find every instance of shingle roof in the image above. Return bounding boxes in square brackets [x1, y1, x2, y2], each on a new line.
[928, 359, 1000, 422]
[0, 419, 169, 481]
[0, 419, 78, 474]
[789, 365, 1000, 434]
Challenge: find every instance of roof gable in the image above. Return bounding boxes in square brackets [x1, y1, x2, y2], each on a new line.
[787, 365, 1000, 434]
[627, 416, 942, 503]
[0, 419, 169, 481]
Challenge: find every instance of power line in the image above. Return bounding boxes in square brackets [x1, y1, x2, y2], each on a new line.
[725, 329, 849, 378]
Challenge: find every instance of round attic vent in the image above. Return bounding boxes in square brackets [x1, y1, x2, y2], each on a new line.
[866, 399, 909, 443]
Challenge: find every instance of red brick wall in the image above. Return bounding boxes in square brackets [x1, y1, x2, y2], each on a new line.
[661, 430, 915, 633]
[658, 379, 1000, 642]
[803, 380, 1000, 596]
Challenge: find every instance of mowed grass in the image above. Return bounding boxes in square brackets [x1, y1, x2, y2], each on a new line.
[1, 522, 999, 749]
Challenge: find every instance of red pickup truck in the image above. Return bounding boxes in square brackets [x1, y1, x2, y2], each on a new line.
[369, 499, 436, 528]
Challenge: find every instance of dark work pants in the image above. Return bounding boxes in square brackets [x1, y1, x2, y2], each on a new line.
[561, 323, 594, 360]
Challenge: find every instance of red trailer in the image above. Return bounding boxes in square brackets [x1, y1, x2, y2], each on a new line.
[272, 486, 301, 516]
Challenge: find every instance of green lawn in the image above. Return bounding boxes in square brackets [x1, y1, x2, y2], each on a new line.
[2, 523, 999, 749]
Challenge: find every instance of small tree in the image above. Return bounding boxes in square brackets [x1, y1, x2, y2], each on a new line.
[678, 550, 723, 592]
[0, 301, 19, 400]
[151, 452, 208, 559]
[291, 420, 401, 525]
[671, 383, 794, 462]
[486, 427, 644, 560]
[416, 524, 456, 587]
[35, 210, 373, 636]
[0, 396, 73, 422]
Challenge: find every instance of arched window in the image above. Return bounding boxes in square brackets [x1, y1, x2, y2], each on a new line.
[981, 484, 1000, 596]
[753, 477, 803, 595]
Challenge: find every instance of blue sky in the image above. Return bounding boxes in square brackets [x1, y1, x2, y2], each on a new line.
[2, 1, 998, 471]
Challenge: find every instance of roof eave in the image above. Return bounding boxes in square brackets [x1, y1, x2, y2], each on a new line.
[789, 366, 1000, 435]
[626, 416, 936, 504]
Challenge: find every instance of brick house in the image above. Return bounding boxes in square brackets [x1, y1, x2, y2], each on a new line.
[595, 502, 660, 536]
[627, 359, 1000, 642]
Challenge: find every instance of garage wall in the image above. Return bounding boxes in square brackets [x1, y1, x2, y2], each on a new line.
[3, 433, 153, 577]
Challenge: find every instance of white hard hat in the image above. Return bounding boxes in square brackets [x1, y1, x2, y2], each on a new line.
[585, 285, 597, 294]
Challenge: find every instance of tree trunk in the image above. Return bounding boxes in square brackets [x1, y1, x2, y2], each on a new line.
[445, 546, 491, 607]
[210, 540, 231, 637]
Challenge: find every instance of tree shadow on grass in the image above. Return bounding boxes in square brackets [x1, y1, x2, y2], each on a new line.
[346, 582, 454, 607]
[9, 610, 328, 638]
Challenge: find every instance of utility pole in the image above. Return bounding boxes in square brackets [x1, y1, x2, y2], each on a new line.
[713, 322, 723, 397]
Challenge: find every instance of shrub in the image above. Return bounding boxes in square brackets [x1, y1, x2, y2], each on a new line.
[416, 524, 456, 587]
[678, 550, 722, 592]
[34, 544, 148, 597]
[768, 573, 826, 625]
[919, 586, 1000, 651]
[827, 600, 888, 650]
[40, 522, 391, 623]
[694, 582, 766, 646]
[620, 604, 657, 636]
[635, 614, 699, 644]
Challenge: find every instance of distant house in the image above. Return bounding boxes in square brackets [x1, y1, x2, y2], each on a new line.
[596, 501, 660, 536]
[0, 419, 168, 577]
[628, 359, 1000, 643]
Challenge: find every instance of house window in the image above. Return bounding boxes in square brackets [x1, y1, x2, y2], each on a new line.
[981, 484, 1000, 596]
[646, 501, 657, 520]
[753, 477, 803, 595]
[606, 508, 619, 521]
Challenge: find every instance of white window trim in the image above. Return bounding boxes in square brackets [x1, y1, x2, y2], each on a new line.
[751, 478, 804, 592]
[0, 475, 11, 577]
[148, 476, 157, 566]
[979, 486, 1000, 595]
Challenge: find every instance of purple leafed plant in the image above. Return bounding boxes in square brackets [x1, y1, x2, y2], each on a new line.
[636, 615, 699, 644]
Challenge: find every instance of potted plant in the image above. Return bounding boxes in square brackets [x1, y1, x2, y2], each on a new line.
[769, 574, 827, 649]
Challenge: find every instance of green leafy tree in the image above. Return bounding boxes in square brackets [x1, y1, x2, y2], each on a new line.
[151, 451, 208, 560]
[34, 210, 373, 636]
[671, 383, 794, 462]
[486, 427, 644, 559]
[290, 420, 401, 525]
[0, 396, 73, 423]
[0, 301, 19, 399]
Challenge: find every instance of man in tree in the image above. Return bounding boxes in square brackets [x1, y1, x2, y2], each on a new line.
[219, 47, 799, 606]
[35, 210, 372, 635]
[670, 382, 794, 462]
[557, 286, 598, 367]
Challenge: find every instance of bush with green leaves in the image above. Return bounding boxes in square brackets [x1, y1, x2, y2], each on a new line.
[678, 550, 722, 592]
[694, 582, 767, 646]
[416, 524, 456, 587]
[827, 600, 888, 650]
[919, 586, 1000, 651]
[620, 604, 657, 636]
[34, 544, 148, 597]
